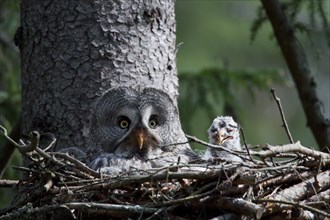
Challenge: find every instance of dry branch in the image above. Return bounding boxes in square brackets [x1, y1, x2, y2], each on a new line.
[259, 170, 330, 216]
[215, 197, 265, 219]
[304, 189, 330, 204]
[254, 142, 330, 161]
[271, 88, 294, 144]
[0, 180, 19, 188]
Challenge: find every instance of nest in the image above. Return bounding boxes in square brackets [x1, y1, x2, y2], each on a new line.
[0, 127, 329, 220]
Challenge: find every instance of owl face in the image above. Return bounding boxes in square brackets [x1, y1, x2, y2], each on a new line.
[110, 103, 170, 158]
[90, 88, 179, 159]
[207, 116, 240, 146]
[204, 116, 242, 162]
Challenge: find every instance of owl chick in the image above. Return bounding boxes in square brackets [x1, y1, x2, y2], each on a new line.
[204, 116, 243, 162]
[88, 87, 197, 174]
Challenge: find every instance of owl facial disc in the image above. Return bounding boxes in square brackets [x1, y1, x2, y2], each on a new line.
[89, 87, 197, 169]
[114, 117, 161, 158]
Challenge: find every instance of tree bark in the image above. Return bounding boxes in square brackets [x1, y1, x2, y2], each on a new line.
[20, 0, 180, 150]
[261, 0, 330, 150]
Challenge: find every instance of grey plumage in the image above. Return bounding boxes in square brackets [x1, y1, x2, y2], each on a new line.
[88, 87, 196, 174]
[204, 116, 243, 162]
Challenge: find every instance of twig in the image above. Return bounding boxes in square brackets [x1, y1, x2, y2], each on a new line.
[154, 189, 215, 206]
[252, 142, 330, 163]
[304, 189, 330, 203]
[65, 202, 159, 213]
[43, 172, 55, 192]
[21, 131, 40, 153]
[77, 169, 228, 192]
[256, 171, 312, 189]
[12, 166, 40, 174]
[250, 163, 307, 172]
[144, 205, 178, 220]
[0, 203, 158, 220]
[0, 179, 19, 187]
[255, 198, 330, 217]
[216, 197, 265, 218]
[270, 88, 294, 144]
[42, 133, 57, 151]
[191, 182, 217, 195]
[240, 128, 256, 164]
[0, 125, 27, 152]
[186, 134, 249, 161]
[51, 152, 101, 178]
[0, 126, 42, 156]
[34, 147, 66, 167]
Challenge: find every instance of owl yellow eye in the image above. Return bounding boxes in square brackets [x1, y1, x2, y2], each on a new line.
[149, 119, 158, 128]
[118, 117, 130, 129]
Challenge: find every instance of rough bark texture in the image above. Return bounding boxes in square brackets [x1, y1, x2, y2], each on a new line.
[20, 0, 179, 150]
[261, 0, 330, 149]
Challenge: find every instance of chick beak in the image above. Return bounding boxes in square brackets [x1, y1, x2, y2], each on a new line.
[136, 130, 145, 149]
[216, 129, 233, 144]
[217, 130, 223, 145]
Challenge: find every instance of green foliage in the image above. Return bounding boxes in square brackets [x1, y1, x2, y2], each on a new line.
[178, 68, 283, 135]
[0, 0, 20, 127]
[250, 6, 268, 43]
[0, 0, 21, 209]
[251, 0, 330, 46]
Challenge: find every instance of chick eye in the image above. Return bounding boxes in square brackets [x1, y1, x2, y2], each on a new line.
[149, 119, 158, 128]
[227, 128, 233, 133]
[118, 117, 130, 129]
[211, 128, 217, 133]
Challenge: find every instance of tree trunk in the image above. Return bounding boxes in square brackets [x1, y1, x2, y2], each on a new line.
[20, 0, 180, 150]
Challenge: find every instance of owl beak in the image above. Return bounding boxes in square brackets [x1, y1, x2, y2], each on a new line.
[136, 130, 145, 149]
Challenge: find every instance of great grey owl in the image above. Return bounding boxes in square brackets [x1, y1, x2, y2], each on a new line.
[203, 116, 243, 162]
[88, 87, 197, 174]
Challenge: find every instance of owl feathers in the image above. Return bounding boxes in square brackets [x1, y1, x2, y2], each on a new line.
[204, 116, 243, 162]
[88, 87, 197, 174]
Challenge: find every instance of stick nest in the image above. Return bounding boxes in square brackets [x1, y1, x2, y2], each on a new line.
[0, 128, 330, 220]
